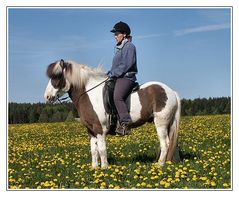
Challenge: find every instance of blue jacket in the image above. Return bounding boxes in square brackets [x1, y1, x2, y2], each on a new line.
[108, 39, 137, 81]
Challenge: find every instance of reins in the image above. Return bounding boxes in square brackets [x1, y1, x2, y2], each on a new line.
[57, 77, 110, 104]
[78, 77, 109, 98]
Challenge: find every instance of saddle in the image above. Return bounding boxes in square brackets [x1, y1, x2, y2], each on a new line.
[103, 78, 139, 134]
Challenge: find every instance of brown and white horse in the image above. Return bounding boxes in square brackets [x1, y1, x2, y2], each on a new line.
[44, 59, 181, 168]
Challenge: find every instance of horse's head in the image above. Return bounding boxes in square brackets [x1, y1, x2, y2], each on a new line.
[44, 59, 71, 103]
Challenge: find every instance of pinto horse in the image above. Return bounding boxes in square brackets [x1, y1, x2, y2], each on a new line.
[44, 59, 181, 168]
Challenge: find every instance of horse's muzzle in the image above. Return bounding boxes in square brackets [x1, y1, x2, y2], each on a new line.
[45, 95, 56, 103]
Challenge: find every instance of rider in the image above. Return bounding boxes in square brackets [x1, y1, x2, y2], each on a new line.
[107, 21, 138, 135]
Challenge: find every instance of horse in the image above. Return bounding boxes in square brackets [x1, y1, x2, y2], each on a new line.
[44, 59, 181, 168]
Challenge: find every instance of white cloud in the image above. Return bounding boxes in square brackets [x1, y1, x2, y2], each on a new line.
[174, 23, 230, 36]
[132, 23, 230, 40]
[134, 33, 166, 40]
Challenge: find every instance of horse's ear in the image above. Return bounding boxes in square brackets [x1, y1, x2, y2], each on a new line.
[60, 59, 65, 69]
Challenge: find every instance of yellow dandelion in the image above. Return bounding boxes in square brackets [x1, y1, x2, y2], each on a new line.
[200, 177, 207, 181]
[166, 161, 172, 165]
[192, 175, 197, 181]
[211, 181, 216, 187]
[109, 184, 114, 188]
[223, 183, 229, 187]
[164, 182, 170, 188]
[175, 171, 180, 178]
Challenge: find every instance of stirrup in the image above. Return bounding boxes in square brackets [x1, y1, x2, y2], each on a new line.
[115, 122, 131, 136]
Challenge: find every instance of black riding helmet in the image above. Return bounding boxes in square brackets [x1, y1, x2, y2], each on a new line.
[110, 21, 131, 36]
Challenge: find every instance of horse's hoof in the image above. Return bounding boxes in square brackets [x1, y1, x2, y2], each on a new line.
[91, 165, 99, 170]
[158, 161, 165, 166]
[101, 164, 109, 169]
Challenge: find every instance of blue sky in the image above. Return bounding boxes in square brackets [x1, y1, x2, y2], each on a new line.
[8, 8, 231, 103]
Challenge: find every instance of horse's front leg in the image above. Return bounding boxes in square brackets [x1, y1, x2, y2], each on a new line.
[96, 134, 108, 168]
[90, 136, 99, 168]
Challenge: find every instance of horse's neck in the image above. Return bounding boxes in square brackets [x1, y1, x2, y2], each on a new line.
[68, 77, 105, 109]
[68, 86, 82, 104]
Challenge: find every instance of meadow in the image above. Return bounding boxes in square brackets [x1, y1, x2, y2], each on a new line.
[8, 114, 231, 189]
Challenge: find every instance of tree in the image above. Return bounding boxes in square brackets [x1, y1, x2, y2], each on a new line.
[38, 110, 48, 123]
[52, 111, 62, 122]
[65, 111, 75, 122]
[29, 109, 37, 123]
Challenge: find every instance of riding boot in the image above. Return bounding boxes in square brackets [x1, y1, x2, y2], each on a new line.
[116, 122, 131, 136]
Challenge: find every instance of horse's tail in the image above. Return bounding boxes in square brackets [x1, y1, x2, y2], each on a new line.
[166, 91, 181, 162]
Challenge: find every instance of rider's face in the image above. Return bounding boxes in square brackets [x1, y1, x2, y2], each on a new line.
[114, 32, 125, 44]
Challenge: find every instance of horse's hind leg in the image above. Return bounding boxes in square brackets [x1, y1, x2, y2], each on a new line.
[154, 117, 169, 166]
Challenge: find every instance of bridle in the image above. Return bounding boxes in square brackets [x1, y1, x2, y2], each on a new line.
[56, 77, 110, 104]
[54, 59, 110, 104]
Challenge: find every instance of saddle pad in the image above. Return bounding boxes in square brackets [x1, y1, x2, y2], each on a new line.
[103, 79, 140, 115]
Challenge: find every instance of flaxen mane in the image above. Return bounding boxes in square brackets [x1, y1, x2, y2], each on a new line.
[65, 61, 106, 89]
[47, 60, 106, 89]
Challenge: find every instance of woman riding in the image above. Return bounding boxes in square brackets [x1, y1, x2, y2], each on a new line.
[107, 21, 138, 136]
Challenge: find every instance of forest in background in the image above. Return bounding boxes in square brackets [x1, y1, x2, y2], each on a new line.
[8, 97, 231, 124]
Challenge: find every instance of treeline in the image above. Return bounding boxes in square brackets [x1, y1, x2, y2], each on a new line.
[8, 97, 230, 124]
[8, 102, 78, 124]
[181, 97, 230, 116]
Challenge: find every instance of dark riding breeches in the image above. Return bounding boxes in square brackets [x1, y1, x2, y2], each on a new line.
[113, 78, 135, 123]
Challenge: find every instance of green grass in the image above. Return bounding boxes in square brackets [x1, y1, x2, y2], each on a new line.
[8, 115, 231, 189]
